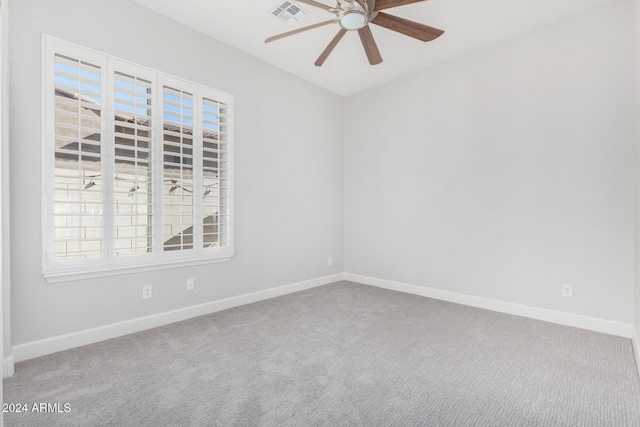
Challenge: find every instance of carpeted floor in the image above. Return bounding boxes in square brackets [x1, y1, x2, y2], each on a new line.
[4, 281, 640, 426]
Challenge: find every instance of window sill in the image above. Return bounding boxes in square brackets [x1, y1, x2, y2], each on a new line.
[43, 255, 233, 284]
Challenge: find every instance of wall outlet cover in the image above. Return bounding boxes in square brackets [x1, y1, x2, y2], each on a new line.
[142, 285, 153, 300]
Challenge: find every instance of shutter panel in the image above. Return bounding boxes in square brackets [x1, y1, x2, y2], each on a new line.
[113, 71, 153, 255]
[53, 53, 103, 260]
[202, 97, 231, 248]
[162, 86, 194, 252]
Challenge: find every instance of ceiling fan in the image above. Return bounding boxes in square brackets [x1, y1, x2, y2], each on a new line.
[265, 0, 444, 66]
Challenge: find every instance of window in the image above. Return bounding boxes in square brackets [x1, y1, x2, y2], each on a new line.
[43, 36, 234, 281]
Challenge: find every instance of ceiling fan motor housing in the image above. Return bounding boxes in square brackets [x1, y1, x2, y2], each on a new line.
[337, 0, 369, 30]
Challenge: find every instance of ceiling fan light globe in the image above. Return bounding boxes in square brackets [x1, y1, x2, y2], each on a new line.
[339, 11, 367, 30]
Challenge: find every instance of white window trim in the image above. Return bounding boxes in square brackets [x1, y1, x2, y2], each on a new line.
[43, 256, 232, 284]
[41, 35, 234, 283]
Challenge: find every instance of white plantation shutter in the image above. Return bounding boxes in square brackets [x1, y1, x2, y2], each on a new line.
[52, 53, 104, 260]
[113, 71, 153, 256]
[43, 36, 234, 281]
[201, 95, 231, 249]
[162, 85, 195, 252]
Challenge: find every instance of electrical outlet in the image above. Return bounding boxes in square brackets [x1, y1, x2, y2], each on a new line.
[187, 279, 195, 291]
[328, 256, 333, 266]
[561, 284, 573, 298]
[142, 285, 153, 300]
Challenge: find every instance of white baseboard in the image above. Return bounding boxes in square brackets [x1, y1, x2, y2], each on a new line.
[11, 272, 634, 365]
[13, 273, 345, 363]
[3, 354, 14, 378]
[345, 273, 633, 338]
[633, 326, 640, 379]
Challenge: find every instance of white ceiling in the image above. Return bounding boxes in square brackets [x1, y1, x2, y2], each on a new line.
[131, 0, 614, 97]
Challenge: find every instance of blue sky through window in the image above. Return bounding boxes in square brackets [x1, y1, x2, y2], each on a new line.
[163, 91, 193, 126]
[54, 62, 101, 104]
[202, 102, 220, 131]
[115, 76, 151, 118]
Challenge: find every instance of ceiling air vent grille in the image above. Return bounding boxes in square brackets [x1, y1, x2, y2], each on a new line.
[270, 1, 308, 25]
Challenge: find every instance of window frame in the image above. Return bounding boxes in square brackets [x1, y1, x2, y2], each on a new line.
[42, 35, 234, 283]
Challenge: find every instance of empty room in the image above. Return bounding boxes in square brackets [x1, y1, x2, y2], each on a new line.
[1, 0, 640, 425]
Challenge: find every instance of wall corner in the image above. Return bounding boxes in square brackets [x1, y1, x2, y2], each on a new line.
[2, 354, 13, 378]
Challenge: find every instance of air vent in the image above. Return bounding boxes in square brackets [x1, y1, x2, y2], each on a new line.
[270, 1, 308, 25]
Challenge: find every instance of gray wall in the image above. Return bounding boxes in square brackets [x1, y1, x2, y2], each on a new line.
[9, 0, 344, 345]
[344, 0, 636, 323]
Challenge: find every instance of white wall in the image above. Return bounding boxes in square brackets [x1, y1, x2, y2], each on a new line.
[344, 0, 636, 323]
[9, 0, 344, 347]
[634, 0, 640, 367]
[8, 0, 638, 364]
[0, 1, 4, 420]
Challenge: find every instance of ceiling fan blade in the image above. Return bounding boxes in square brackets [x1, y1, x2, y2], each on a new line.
[371, 12, 444, 42]
[296, 0, 332, 11]
[357, 25, 383, 65]
[265, 20, 335, 43]
[315, 29, 348, 66]
[374, 0, 427, 11]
